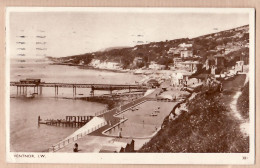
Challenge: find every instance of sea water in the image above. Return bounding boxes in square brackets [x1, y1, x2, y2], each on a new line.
[9, 57, 142, 152]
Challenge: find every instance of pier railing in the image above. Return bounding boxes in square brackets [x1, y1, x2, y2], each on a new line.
[48, 121, 107, 152]
[94, 95, 147, 117]
[94, 109, 109, 117]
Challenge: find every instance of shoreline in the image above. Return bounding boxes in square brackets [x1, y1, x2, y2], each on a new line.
[50, 62, 131, 73]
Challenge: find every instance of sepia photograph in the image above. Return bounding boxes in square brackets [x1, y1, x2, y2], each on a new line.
[5, 7, 255, 164]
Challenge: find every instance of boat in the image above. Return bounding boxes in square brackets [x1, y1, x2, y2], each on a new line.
[150, 113, 158, 116]
[154, 109, 160, 113]
[25, 92, 35, 98]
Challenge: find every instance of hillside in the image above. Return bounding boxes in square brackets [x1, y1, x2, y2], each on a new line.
[52, 24, 249, 70]
[139, 74, 249, 153]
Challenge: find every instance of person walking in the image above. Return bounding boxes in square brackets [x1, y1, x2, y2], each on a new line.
[73, 143, 79, 152]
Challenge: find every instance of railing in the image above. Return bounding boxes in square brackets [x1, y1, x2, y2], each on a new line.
[113, 100, 148, 116]
[48, 121, 107, 152]
[95, 109, 109, 117]
[10, 82, 148, 89]
[94, 94, 146, 117]
[102, 118, 128, 135]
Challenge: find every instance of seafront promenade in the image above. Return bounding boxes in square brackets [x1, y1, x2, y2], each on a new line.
[52, 83, 189, 153]
[90, 89, 161, 137]
[50, 88, 172, 152]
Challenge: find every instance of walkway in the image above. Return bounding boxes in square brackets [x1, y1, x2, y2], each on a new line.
[89, 88, 161, 137]
[220, 74, 249, 137]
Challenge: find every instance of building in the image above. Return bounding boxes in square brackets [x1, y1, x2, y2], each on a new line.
[89, 59, 101, 67]
[20, 78, 41, 84]
[148, 61, 166, 70]
[180, 48, 193, 58]
[216, 45, 225, 51]
[205, 54, 224, 70]
[167, 47, 175, 54]
[214, 54, 225, 69]
[173, 58, 182, 63]
[224, 48, 233, 55]
[168, 48, 181, 56]
[171, 71, 192, 87]
[178, 43, 193, 48]
[240, 53, 249, 64]
[235, 61, 244, 72]
[205, 56, 215, 70]
[176, 61, 202, 73]
[79, 60, 85, 65]
[205, 54, 225, 76]
[133, 57, 144, 67]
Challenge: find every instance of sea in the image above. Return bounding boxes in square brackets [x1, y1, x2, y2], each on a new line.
[9, 57, 142, 152]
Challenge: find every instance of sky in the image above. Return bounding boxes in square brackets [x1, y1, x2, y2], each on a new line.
[8, 8, 250, 58]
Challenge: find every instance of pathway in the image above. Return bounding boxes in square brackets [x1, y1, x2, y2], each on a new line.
[221, 74, 249, 137]
[89, 88, 161, 137]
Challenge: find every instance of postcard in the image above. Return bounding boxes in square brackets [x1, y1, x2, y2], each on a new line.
[5, 7, 255, 164]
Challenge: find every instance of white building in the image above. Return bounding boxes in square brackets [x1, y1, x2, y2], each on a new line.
[180, 48, 193, 58]
[171, 70, 193, 87]
[235, 61, 244, 72]
[89, 59, 120, 69]
[148, 61, 166, 70]
[178, 43, 193, 48]
[167, 48, 181, 55]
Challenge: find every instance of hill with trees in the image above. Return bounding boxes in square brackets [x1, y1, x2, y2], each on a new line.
[52, 24, 249, 70]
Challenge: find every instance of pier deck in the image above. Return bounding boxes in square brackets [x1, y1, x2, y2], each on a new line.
[11, 80, 148, 96]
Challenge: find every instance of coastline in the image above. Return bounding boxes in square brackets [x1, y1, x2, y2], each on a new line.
[50, 62, 131, 73]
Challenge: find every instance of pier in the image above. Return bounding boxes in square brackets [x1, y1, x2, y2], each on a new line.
[10, 79, 148, 96]
[38, 115, 94, 128]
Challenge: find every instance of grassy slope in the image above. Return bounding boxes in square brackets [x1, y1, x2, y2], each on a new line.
[237, 82, 249, 120]
[139, 75, 249, 153]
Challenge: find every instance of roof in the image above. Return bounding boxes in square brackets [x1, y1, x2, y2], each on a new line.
[179, 61, 201, 65]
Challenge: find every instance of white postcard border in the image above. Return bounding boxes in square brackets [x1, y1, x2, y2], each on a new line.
[5, 7, 256, 164]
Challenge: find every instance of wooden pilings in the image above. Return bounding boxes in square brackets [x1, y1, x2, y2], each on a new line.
[16, 86, 28, 95]
[54, 85, 59, 96]
[33, 86, 39, 94]
[73, 85, 77, 97]
[40, 116, 94, 128]
[16, 85, 43, 96]
[40, 86, 42, 95]
[90, 86, 95, 97]
[109, 86, 113, 95]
